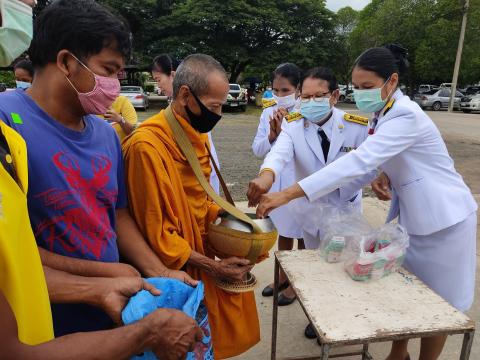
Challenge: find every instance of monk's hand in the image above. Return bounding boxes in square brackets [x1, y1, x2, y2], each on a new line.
[144, 308, 203, 360]
[162, 269, 199, 287]
[212, 257, 253, 282]
[96, 277, 161, 326]
[371, 172, 392, 201]
[247, 170, 275, 207]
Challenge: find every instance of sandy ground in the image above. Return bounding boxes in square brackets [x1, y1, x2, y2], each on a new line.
[139, 101, 480, 359]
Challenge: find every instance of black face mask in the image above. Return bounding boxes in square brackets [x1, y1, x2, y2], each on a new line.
[185, 89, 222, 133]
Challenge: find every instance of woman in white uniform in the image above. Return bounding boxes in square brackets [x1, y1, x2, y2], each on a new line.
[152, 54, 221, 193]
[252, 45, 477, 360]
[252, 63, 304, 305]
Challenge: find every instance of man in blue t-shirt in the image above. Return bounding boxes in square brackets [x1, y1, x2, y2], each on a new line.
[0, 0, 196, 336]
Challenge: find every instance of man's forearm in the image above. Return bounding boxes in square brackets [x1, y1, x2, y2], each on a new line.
[23, 322, 150, 360]
[39, 247, 139, 278]
[43, 266, 105, 307]
[116, 208, 169, 277]
[119, 119, 135, 135]
[188, 250, 218, 276]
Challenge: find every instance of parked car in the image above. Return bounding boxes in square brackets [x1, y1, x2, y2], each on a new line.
[226, 84, 247, 111]
[345, 91, 355, 103]
[120, 86, 149, 110]
[418, 84, 438, 93]
[414, 89, 462, 111]
[459, 86, 480, 96]
[440, 83, 452, 88]
[460, 93, 480, 113]
[338, 86, 346, 102]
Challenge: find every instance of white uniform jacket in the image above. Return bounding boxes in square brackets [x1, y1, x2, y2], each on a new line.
[261, 107, 372, 210]
[253, 100, 302, 238]
[299, 90, 478, 236]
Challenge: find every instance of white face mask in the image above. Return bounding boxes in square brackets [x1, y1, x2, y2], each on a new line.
[273, 93, 296, 109]
[0, 0, 33, 67]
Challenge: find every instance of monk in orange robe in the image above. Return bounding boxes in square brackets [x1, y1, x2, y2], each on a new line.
[122, 54, 260, 359]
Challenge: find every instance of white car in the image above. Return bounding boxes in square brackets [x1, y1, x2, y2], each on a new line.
[460, 93, 480, 113]
[345, 92, 355, 103]
[418, 84, 439, 93]
[226, 84, 247, 111]
[120, 86, 149, 110]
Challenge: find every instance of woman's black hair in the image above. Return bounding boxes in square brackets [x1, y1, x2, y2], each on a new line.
[152, 54, 180, 75]
[300, 67, 338, 92]
[354, 44, 409, 80]
[29, 0, 132, 68]
[272, 63, 301, 88]
[14, 59, 35, 77]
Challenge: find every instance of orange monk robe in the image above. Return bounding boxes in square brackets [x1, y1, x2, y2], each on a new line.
[122, 109, 260, 359]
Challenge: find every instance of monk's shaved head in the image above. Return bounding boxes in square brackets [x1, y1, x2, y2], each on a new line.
[173, 54, 228, 99]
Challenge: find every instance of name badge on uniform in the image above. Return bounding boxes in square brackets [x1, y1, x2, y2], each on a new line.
[340, 146, 356, 153]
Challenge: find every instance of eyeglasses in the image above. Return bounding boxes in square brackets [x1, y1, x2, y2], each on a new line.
[300, 94, 331, 103]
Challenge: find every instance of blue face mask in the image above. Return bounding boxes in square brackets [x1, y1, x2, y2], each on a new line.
[353, 78, 393, 113]
[300, 98, 332, 123]
[16, 80, 31, 89]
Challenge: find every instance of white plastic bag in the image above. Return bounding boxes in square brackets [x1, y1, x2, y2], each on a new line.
[344, 223, 409, 281]
[319, 205, 373, 263]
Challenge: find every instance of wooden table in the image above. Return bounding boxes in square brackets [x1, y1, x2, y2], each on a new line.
[271, 250, 475, 360]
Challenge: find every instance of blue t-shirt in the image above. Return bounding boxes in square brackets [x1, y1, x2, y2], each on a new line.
[0, 89, 127, 335]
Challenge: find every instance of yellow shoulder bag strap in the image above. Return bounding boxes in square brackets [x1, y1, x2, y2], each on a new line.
[164, 106, 263, 234]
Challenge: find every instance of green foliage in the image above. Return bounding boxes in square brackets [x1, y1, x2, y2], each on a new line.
[144, 83, 155, 93]
[349, 0, 480, 87]
[99, 0, 340, 82]
[0, 71, 15, 88]
[94, 0, 479, 88]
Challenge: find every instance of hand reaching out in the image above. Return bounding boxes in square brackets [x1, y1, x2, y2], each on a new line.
[371, 172, 392, 201]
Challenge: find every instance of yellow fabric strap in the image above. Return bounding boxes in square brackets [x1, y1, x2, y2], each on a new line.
[164, 106, 262, 234]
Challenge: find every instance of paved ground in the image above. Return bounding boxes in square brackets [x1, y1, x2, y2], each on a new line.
[139, 100, 480, 359]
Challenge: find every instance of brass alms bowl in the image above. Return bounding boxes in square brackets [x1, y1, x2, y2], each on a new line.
[208, 213, 278, 264]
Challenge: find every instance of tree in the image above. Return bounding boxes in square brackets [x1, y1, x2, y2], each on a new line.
[99, 0, 338, 82]
[348, 0, 480, 89]
[332, 6, 359, 86]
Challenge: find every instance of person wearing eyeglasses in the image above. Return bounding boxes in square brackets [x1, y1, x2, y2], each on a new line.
[247, 66, 375, 340]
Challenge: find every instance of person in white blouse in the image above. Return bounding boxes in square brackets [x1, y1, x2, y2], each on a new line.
[252, 63, 304, 306]
[152, 54, 221, 193]
[251, 44, 477, 360]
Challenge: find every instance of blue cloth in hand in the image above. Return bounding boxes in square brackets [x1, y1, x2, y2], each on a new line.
[122, 278, 213, 360]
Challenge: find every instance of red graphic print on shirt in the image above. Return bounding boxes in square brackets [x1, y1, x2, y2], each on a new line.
[34, 152, 117, 259]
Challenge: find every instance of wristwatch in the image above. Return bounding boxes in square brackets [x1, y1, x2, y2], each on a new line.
[120, 116, 126, 124]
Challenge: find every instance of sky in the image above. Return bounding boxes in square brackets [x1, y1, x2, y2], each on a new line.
[326, 0, 371, 12]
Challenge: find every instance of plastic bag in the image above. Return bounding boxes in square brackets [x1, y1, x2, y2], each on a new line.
[122, 278, 213, 360]
[319, 205, 373, 263]
[344, 223, 409, 281]
[290, 200, 372, 262]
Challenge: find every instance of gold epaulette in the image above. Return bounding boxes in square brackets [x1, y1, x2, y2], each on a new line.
[382, 98, 396, 116]
[262, 98, 277, 109]
[343, 113, 368, 126]
[286, 112, 303, 123]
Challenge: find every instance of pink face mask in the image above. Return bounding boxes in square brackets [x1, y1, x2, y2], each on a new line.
[65, 54, 121, 114]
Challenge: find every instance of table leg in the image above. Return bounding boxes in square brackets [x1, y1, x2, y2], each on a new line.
[320, 344, 330, 360]
[362, 343, 370, 360]
[460, 330, 475, 360]
[271, 257, 280, 360]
